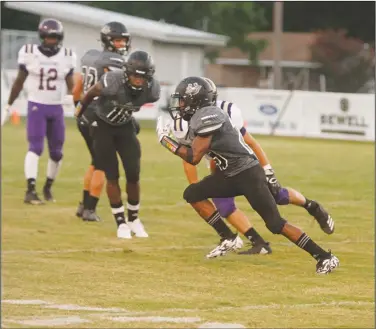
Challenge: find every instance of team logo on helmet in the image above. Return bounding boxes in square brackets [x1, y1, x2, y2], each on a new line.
[185, 83, 202, 96]
[101, 25, 111, 35]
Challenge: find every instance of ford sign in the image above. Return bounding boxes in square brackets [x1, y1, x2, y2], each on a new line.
[259, 104, 278, 115]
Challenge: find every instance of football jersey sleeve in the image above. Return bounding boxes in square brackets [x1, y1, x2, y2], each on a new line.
[17, 45, 27, 65]
[105, 53, 125, 72]
[148, 78, 161, 103]
[228, 102, 245, 131]
[99, 71, 122, 96]
[190, 106, 226, 137]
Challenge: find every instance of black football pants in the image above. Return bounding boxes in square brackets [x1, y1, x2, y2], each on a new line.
[183, 164, 287, 234]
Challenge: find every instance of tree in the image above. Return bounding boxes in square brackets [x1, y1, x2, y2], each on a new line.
[82, 2, 268, 63]
[310, 29, 375, 93]
[206, 2, 268, 63]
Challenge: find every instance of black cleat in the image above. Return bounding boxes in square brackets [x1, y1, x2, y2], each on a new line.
[82, 209, 101, 222]
[316, 252, 340, 274]
[307, 201, 335, 235]
[76, 202, 84, 218]
[43, 186, 55, 202]
[24, 190, 44, 205]
[238, 242, 272, 255]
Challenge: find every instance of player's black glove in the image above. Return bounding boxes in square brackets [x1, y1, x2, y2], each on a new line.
[77, 114, 90, 127]
[264, 164, 282, 198]
[131, 117, 140, 135]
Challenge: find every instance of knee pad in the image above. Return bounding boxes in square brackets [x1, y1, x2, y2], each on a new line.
[49, 151, 63, 162]
[212, 197, 236, 218]
[29, 138, 44, 156]
[183, 184, 197, 203]
[265, 218, 287, 234]
[274, 187, 289, 205]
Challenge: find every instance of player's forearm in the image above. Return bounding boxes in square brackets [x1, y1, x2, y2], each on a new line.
[182, 160, 199, 184]
[159, 136, 202, 165]
[243, 132, 270, 167]
[176, 145, 202, 165]
[75, 87, 98, 117]
[65, 74, 74, 95]
[7, 79, 24, 106]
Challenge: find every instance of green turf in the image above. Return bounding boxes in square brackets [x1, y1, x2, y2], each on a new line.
[1, 119, 374, 328]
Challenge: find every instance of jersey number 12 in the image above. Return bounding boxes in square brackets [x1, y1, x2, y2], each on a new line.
[38, 68, 57, 91]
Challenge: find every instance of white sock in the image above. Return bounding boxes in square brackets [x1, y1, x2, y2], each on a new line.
[47, 158, 62, 180]
[24, 151, 39, 179]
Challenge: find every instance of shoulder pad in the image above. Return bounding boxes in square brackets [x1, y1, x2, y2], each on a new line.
[190, 106, 225, 136]
[100, 70, 123, 95]
[21, 44, 36, 54]
[148, 78, 161, 102]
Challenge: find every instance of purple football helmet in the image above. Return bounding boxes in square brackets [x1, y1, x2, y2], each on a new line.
[38, 18, 64, 55]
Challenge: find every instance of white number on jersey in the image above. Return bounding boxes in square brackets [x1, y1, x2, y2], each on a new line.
[81, 66, 98, 93]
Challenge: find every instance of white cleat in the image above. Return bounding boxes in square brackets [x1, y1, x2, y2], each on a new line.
[127, 218, 149, 238]
[206, 234, 239, 259]
[234, 235, 244, 250]
[117, 223, 132, 239]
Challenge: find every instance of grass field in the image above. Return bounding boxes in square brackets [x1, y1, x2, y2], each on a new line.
[1, 119, 375, 328]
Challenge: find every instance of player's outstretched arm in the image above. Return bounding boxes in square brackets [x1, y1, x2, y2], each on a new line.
[182, 160, 199, 184]
[7, 68, 28, 107]
[242, 131, 270, 167]
[75, 81, 102, 118]
[72, 72, 83, 106]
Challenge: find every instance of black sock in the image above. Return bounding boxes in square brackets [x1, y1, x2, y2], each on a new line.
[244, 227, 266, 246]
[127, 199, 139, 222]
[302, 198, 314, 209]
[83, 190, 90, 208]
[206, 211, 234, 240]
[27, 178, 36, 192]
[111, 202, 126, 227]
[44, 177, 54, 190]
[295, 233, 330, 261]
[87, 195, 99, 211]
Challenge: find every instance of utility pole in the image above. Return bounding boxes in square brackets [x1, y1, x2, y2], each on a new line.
[273, 1, 283, 89]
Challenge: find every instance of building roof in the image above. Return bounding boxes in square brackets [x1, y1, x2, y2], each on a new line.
[5, 1, 229, 47]
[217, 32, 317, 66]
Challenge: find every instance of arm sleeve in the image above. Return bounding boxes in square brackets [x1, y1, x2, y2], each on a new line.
[228, 103, 245, 131]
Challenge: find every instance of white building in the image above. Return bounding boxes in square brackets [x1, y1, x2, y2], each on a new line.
[4, 1, 228, 85]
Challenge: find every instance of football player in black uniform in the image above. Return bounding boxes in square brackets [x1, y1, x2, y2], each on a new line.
[75, 50, 160, 239]
[73, 21, 133, 222]
[157, 76, 339, 274]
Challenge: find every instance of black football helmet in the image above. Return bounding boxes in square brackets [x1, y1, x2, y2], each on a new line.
[101, 21, 131, 56]
[124, 50, 155, 91]
[38, 18, 64, 55]
[169, 76, 213, 121]
[202, 77, 218, 104]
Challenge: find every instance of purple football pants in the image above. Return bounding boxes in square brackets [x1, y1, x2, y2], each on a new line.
[212, 188, 289, 218]
[26, 101, 65, 161]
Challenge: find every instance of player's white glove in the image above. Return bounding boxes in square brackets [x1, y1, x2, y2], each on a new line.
[156, 115, 171, 142]
[63, 94, 74, 106]
[1, 104, 11, 126]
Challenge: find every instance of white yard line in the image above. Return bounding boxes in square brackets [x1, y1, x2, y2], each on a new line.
[103, 315, 202, 323]
[5, 316, 90, 326]
[2, 299, 373, 328]
[159, 300, 374, 313]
